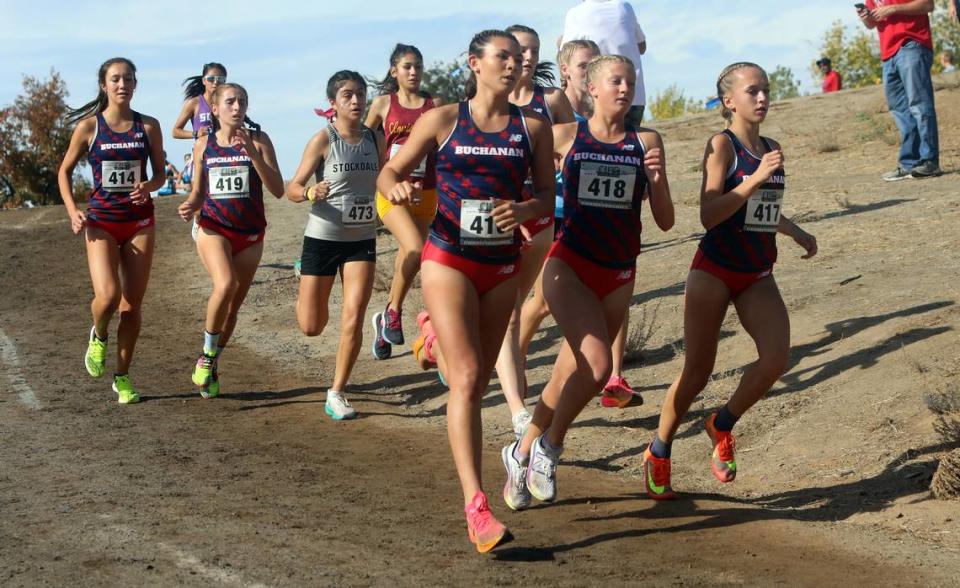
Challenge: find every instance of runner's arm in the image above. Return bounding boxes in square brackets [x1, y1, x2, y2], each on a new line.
[172, 98, 199, 140]
[251, 131, 285, 198]
[545, 87, 577, 124]
[640, 129, 674, 232]
[364, 95, 389, 131]
[285, 131, 329, 203]
[57, 117, 95, 233]
[377, 105, 450, 202]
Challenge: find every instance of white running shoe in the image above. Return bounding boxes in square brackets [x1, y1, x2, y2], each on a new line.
[324, 390, 357, 421]
[527, 434, 561, 503]
[501, 441, 532, 511]
[512, 409, 532, 440]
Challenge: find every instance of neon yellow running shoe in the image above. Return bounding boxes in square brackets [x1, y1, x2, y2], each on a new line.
[203, 360, 220, 399]
[84, 326, 107, 378]
[112, 374, 140, 404]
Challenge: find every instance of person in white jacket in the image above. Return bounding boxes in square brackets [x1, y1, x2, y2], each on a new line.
[559, 0, 648, 124]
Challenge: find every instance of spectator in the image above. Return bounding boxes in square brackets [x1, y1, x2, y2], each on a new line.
[858, 1, 940, 180]
[816, 57, 842, 93]
[941, 50, 957, 73]
[559, 0, 647, 125]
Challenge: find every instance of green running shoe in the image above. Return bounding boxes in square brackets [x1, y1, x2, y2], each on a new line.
[84, 326, 107, 378]
[202, 359, 220, 399]
[192, 352, 216, 392]
[112, 374, 140, 404]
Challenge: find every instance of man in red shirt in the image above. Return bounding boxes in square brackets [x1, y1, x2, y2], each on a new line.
[859, 0, 940, 180]
[817, 57, 842, 93]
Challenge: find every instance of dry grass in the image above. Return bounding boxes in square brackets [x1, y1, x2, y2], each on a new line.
[623, 299, 662, 364]
[924, 384, 960, 445]
[932, 449, 960, 500]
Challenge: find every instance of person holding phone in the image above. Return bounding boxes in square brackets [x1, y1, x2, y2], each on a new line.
[857, 0, 940, 180]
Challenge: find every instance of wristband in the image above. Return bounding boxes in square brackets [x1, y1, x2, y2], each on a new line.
[305, 186, 315, 202]
[192, 130, 198, 140]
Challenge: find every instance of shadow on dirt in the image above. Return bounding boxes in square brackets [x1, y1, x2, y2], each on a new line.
[494, 441, 948, 562]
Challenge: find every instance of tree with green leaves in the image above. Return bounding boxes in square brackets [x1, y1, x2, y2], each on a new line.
[647, 84, 705, 120]
[813, 19, 882, 89]
[0, 70, 84, 207]
[420, 59, 469, 104]
[768, 66, 801, 101]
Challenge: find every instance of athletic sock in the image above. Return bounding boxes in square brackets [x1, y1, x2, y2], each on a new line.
[92, 326, 107, 342]
[650, 434, 672, 459]
[541, 432, 563, 457]
[713, 404, 740, 432]
[203, 331, 221, 356]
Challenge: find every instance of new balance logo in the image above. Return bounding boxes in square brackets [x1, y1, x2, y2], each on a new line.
[622, 144, 635, 151]
[134, 132, 144, 139]
[508, 134, 523, 143]
[617, 270, 633, 280]
[498, 264, 516, 275]
[247, 235, 259, 242]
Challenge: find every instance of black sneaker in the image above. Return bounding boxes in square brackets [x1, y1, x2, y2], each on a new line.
[910, 161, 942, 179]
[370, 312, 392, 360]
[882, 167, 912, 182]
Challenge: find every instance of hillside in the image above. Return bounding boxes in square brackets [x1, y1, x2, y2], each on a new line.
[1, 76, 959, 584]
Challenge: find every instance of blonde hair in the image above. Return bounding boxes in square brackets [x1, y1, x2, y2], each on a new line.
[585, 54, 636, 87]
[558, 39, 600, 89]
[716, 62, 766, 123]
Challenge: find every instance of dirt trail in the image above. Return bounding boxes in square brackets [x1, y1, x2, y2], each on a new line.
[3, 77, 960, 585]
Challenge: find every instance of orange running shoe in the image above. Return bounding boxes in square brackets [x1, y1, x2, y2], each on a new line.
[641, 444, 676, 500]
[464, 491, 508, 553]
[600, 375, 641, 408]
[704, 412, 737, 483]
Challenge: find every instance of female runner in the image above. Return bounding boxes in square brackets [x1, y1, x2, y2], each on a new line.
[172, 62, 227, 142]
[58, 57, 166, 404]
[363, 44, 441, 360]
[177, 83, 284, 398]
[378, 30, 554, 553]
[495, 24, 576, 439]
[640, 62, 817, 500]
[286, 71, 384, 421]
[502, 55, 674, 509]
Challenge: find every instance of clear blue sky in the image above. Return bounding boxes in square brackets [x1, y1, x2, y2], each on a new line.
[1, 0, 866, 176]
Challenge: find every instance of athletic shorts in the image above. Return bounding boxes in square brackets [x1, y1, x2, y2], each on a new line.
[87, 216, 155, 247]
[522, 212, 554, 238]
[376, 188, 438, 222]
[690, 249, 772, 299]
[421, 240, 520, 296]
[548, 239, 635, 300]
[300, 236, 376, 277]
[198, 218, 264, 255]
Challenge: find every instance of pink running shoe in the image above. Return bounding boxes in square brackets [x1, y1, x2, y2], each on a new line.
[464, 491, 508, 553]
[600, 375, 641, 408]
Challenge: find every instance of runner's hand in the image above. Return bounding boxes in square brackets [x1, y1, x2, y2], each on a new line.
[307, 181, 330, 202]
[129, 182, 151, 206]
[643, 147, 665, 185]
[754, 149, 784, 184]
[69, 209, 86, 234]
[792, 226, 818, 259]
[386, 180, 419, 205]
[234, 128, 255, 154]
[492, 198, 525, 231]
[871, 6, 897, 21]
[178, 197, 201, 222]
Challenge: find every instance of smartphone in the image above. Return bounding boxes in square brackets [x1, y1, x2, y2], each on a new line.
[854, 3, 866, 10]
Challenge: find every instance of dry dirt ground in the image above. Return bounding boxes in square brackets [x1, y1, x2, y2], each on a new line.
[2, 76, 960, 586]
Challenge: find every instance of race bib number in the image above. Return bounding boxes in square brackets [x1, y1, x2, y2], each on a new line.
[342, 194, 375, 226]
[101, 160, 141, 193]
[744, 189, 783, 233]
[460, 199, 511, 246]
[390, 143, 427, 178]
[577, 162, 635, 209]
[209, 166, 250, 199]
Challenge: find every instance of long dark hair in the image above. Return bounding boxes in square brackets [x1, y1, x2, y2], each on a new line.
[373, 44, 431, 97]
[464, 30, 519, 99]
[67, 57, 137, 124]
[504, 24, 556, 87]
[182, 62, 227, 100]
[209, 83, 262, 137]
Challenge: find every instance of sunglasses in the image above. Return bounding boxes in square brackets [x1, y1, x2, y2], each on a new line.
[204, 75, 226, 83]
